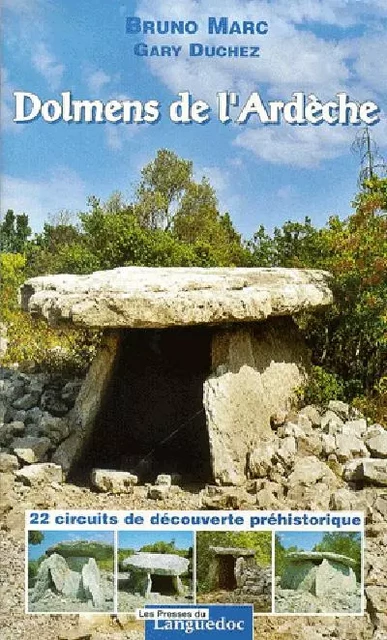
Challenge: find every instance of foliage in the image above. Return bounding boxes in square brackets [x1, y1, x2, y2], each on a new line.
[313, 532, 362, 581]
[196, 531, 272, 593]
[2, 149, 386, 420]
[274, 536, 300, 577]
[28, 559, 42, 587]
[139, 539, 191, 558]
[28, 531, 44, 545]
[251, 177, 387, 420]
[297, 366, 345, 408]
[0, 209, 31, 253]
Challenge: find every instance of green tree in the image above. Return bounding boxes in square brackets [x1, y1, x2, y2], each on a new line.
[196, 531, 272, 593]
[28, 531, 44, 545]
[0, 210, 31, 253]
[313, 532, 361, 580]
[135, 149, 192, 230]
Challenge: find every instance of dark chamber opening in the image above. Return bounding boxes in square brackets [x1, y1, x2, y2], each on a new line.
[218, 556, 237, 591]
[71, 326, 213, 484]
[151, 574, 176, 595]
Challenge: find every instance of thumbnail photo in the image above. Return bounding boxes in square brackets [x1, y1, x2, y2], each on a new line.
[117, 531, 194, 610]
[27, 530, 114, 613]
[196, 531, 272, 613]
[274, 531, 363, 614]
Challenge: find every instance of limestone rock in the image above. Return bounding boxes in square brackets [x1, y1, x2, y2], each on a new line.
[39, 414, 70, 445]
[341, 419, 367, 439]
[248, 442, 275, 478]
[299, 405, 321, 427]
[297, 433, 323, 457]
[155, 474, 172, 487]
[21, 267, 333, 328]
[12, 391, 40, 411]
[205, 319, 309, 484]
[91, 469, 137, 493]
[31, 553, 81, 602]
[366, 585, 387, 613]
[201, 485, 244, 509]
[11, 436, 51, 463]
[286, 483, 332, 510]
[362, 459, 387, 486]
[335, 433, 368, 462]
[147, 484, 170, 499]
[343, 460, 363, 483]
[365, 424, 386, 441]
[81, 558, 104, 609]
[366, 432, 387, 458]
[15, 462, 63, 486]
[0, 452, 19, 472]
[321, 434, 336, 457]
[288, 456, 337, 487]
[321, 410, 344, 433]
[327, 400, 350, 421]
[52, 333, 120, 475]
[122, 552, 189, 576]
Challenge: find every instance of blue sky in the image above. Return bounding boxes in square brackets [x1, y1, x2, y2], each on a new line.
[2, 0, 387, 237]
[119, 531, 193, 551]
[276, 531, 361, 551]
[28, 530, 114, 560]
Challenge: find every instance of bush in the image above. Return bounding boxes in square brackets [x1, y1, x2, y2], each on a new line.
[298, 366, 345, 408]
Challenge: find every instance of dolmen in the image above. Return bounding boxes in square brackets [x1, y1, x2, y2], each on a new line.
[280, 551, 358, 597]
[121, 552, 190, 596]
[21, 267, 332, 485]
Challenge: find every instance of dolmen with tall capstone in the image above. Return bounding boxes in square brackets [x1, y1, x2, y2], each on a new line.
[20, 267, 333, 485]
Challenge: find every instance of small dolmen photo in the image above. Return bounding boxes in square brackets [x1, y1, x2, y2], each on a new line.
[196, 531, 272, 612]
[275, 531, 362, 614]
[27, 530, 114, 613]
[117, 531, 193, 610]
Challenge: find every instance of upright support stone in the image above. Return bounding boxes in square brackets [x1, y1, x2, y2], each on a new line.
[52, 332, 120, 475]
[204, 319, 309, 484]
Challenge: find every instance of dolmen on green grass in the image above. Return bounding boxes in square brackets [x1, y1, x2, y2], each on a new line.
[31, 540, 113, 608]
[280, 551, 358, 597]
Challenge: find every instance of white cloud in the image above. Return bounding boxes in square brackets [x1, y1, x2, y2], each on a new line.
[1, 68, 23, 133]
[134, 0, 387, 166]
[31, 42, 65, 91]
[235, 114, 387, 168]
[87, 70, 112, 94]
[1, 167, 88, 230]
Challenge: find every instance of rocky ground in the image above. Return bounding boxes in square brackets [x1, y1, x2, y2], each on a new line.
[1, 366, 386, 639]
[275, 586, 362, 614]
[28, 571, 114, 613]
[197, 589, 271, 613]
[117, 590, 193, 612]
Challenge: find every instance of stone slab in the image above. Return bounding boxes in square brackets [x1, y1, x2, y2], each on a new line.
[204, 318, 309, 484]
[122, 552, 189, 576]
[21, 267, 332, 328]
[286, 551, 357, 569]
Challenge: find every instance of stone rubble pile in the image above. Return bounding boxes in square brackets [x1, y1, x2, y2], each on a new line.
[0, 367, 82, 478]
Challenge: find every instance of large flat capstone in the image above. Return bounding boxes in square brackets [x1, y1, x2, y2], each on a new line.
[122, 552, 189, 576]
[20, 267, 332, 328]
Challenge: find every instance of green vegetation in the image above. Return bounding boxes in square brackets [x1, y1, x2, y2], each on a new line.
[1, 146, 386, 423]
[28, 531, 44, 545]
[313, 532, 361, 580]
[197, 531, 272, 593]
[46, 540, 114, 562]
